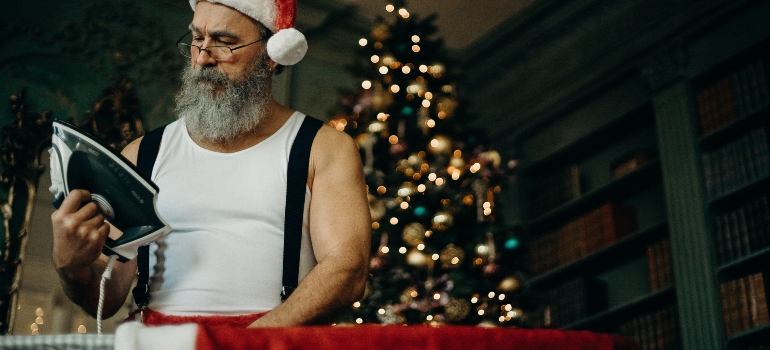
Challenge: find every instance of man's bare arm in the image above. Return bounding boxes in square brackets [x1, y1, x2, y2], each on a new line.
[52, 138, 143, 318]
[249, 126, 371, 326]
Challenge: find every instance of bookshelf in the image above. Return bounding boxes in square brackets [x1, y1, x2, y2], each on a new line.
[691, 36, 770, 348]
[521, 104, 676, 346]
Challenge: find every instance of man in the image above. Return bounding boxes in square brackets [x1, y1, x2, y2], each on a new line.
[51, 0, 371, 327]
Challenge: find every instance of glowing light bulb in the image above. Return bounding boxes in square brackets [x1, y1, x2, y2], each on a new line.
[419, 65, 428, 73]
[362, 80, 372, 89]
[385, 4, 394, 12]
[412, 45, 420, 53]
[412, 35, 420, 43]
[402, 66, 411, 74]
[379, 66, 388, 75]
[422, 100, 430, 108]
[390, 85, 400, 93]
[399, 8, 409, 18]
[371, 55, 380, 63]
[359, 38, 368, 46]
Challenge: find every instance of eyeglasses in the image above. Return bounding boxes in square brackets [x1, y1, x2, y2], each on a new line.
[175, 32, 266, 61]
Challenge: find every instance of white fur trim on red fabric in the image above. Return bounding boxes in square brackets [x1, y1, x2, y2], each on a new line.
[267, 28, 307, 66]
[190, 0, 278, 32]
[115, 322, 198, 350]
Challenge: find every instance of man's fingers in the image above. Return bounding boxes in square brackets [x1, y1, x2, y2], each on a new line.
[57, 189, 92, 214]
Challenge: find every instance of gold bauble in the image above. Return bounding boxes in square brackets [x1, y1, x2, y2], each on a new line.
[407, 249, 430, 267]
[370, 23, 391, 41]
[427, 135, 452, 155]
[431, 211, 454, 231]
[436, 97, 456, 118]
[368, 194, 386, 222]
[484, 150, 502, 168]
[444, 297, 471, 322]
[439, 244, 464, 269]
[400, 287, 418, 304]
[402, 222, 425, 247]
[497, 276, 521, 293]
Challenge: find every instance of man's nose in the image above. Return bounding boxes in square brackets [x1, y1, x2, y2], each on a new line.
[194, 46, 217, 68]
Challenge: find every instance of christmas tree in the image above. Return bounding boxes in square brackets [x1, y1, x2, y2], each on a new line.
[329, 1, 530, 326]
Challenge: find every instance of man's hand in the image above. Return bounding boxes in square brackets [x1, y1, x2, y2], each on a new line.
[51, 189, 111, 281]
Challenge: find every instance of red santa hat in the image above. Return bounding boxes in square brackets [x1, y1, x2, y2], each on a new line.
[189, 0, 307, 66]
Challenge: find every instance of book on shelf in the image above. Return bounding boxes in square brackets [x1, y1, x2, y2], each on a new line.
[713, 194, 770, 264]
[646, 238, 674, 292]
[720, 272, 770, 337]
[528, 202, 638, 276]
[529, 276, 607, 328]
[610, 149, 657, 180]
[698, 59, 770, 135]
[530, 165, 581, 217]
[618, 303, 681, 350]
[701, 127, 770, 199]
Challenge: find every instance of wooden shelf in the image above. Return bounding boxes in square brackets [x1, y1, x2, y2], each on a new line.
[717, 245, 770, 281]
[521, 107, 654, 176]
[527, 161, 662, 233]
[726, 323, 770, 349]
[707, 173, 770, 212]
[699, 105, 770, 151]
[562, 287, 677, 332]
[528, 222, 668, 289]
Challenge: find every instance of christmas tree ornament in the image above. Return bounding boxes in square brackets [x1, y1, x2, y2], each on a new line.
[436, 97, 456, 119]
[402, 222, 426, 247]
[371, 83, 393, 110]
[497, 276, 521, 293]
[190, 0, 307, 66]
[439, 244, 464, 269]
[444, 297, 471, 322]
[370, 22, 391, 41]
[504, 237, 520, 250]
[397, 182, 417, 197]
[370, 233, 390, 274]
[431, 210, 453, 231]
[484, 150, 502, 168]
[368, 194, 386, 222]
[482, 232, 501, 278]
[427, 134, 452, 155]
[376, 305, 406, 325]
[400, 287, 418, 304]
[406, 249, 430, 267]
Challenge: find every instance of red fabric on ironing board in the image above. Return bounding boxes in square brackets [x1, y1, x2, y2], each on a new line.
[196, 324, 643, 350]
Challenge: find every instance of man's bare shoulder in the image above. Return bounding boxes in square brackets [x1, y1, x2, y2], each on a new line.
[121, 136, 144, 166]
[312, 123, 359, 160]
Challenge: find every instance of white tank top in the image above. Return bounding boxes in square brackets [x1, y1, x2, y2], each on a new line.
[147, 112, 316, 316]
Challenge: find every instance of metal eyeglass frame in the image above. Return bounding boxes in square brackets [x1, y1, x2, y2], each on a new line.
[175, 31, 266, 60]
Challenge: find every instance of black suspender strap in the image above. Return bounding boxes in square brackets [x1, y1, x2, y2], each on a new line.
[281, 116, 323, 302]
[132, 125, 166, 310]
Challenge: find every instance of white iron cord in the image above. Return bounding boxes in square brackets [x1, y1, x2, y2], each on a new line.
[97, 254, 118, 334]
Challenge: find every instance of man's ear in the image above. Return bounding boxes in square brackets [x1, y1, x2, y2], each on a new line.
[268, 57, 280, 72]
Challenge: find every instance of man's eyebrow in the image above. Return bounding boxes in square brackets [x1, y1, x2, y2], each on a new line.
[188, 24, 239, 40]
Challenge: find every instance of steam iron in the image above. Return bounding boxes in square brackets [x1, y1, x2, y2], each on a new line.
[49, 120, 170, 262]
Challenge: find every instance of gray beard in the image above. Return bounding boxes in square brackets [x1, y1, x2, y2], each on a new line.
[174, 59, 272, 143]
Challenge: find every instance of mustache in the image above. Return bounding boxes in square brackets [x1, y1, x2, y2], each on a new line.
[187, 67, 230, 85]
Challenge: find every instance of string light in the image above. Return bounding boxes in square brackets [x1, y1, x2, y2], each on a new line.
[432, 254, 439, 260]
[385, 4, 394, 12]
[359, 38, 368, 46]
[417, 243, 425, 250]
[377, 113, 389, 121]
[402, 66, 411, 74]
[412, 35, 420, 43]
[417, 184, 426, 192]
[362, 80, 372, 89]
[399, 8, 409, 18]
[381, 246, 390, 254]
[488, 291, 496, 298]
[426, 119, 435, 128]
[356, 318, 363, 324]
[435, 178, 445, 186]
[390, 85, 400, 93]
[425, 92, 433, 100]
[399, 247, 407, 254]
[412, 45, 420, 53]
[371, 55, 380, 63]
[353, 301, 361, 308]
[379, 66, 388, 74]
[390, 217, 398, 225]
[419, 65, 428, 73]
[422, 100, 430, 108]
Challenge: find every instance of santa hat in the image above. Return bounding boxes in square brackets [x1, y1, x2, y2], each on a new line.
[189, 0, 307, 66]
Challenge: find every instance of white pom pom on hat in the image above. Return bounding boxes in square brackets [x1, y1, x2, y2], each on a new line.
[189, 0, 307, 66]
